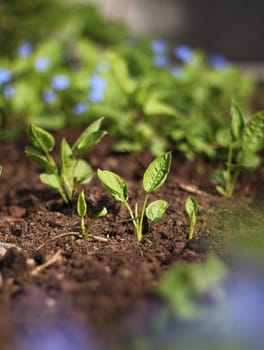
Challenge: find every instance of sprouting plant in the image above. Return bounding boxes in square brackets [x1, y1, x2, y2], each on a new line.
[185, 196, 198, 240]
[77, 190, 107, 240]
[97, 152, 171, 242]
[158, 255, 227, 320]
[212, 101, 264, 196]
[25, 118, 107, 203]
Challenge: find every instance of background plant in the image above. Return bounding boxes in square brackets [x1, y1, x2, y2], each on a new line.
[212, 101, 264, 196]
[97, 152, 171, 242]
[25, 118, 107, 203]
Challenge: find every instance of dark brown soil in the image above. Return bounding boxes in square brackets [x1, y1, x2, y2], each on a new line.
[0, 131, 264, 350]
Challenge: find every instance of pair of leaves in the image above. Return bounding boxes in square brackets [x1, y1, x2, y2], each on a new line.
[97, 152, 171, 225]
[97, 152, 172, 202]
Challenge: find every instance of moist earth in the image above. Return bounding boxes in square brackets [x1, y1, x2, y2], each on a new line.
[0, 130, 264, 350]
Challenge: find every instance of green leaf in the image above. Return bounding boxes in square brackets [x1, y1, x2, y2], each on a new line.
[108, 53, 137, 94]
[28, 124, 55, 153]
[73, 118, 107, 157]
[146, 200, 168, 222]
[185, 197, 198, 219]
[97, 169, 128, 202]
[143, 152, 171, 193]
[74, 160, 93, 185]
[144, 98, 178, 117]
[230, 100, 244, 141]
[77, 190, 87, 218]
[95, 206, 108, 218]
[39, 173, 61, 190]
[242, 112, 264, 153]
[25, 146, 56, 173]
[60, 138, 74, 173]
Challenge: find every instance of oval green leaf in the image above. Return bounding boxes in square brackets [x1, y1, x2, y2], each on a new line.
[146, 200, 168, 222]
[28, 124, 55, 153]
[39, 173, 61, 190]
[77, 190, 87, 217]
[242, 112, 264, 153]
[230, 100, 244, 141]
[143, 152, 171, 193]
[97, 169, 128, 203]
[25, 146, 56, 173]
[185, 197, 198, 219]
[74, 160, 93, 185]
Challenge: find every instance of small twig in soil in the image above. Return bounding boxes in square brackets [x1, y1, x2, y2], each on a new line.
[176, 180, 209, 196]
[31, 250, 62, 276]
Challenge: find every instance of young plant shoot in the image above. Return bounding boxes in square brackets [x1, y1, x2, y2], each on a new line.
[185, 196, 198, 240]
[212, 101, 264, 196]
[97, 152, 171, 242]
[77, 190, 107, 239]
[25, 118, 107, 203]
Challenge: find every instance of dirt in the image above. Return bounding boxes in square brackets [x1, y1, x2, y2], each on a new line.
[0, 130, 264, 350]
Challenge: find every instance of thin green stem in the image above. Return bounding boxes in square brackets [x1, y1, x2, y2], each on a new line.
[138, 193, 149, 242]
[124, 201, 137, 230]
[227, 170, 240, 196]
[81, 216, 87, 239]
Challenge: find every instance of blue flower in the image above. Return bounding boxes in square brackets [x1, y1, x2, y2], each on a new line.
[51, 75, 70, 90]
[89, 75, 106, 91]
[153, 54, 169, 68]
[208, 54, 230, 70]
[89, 90, 104, 104]
[17, 42, 32, 58]
[174, 45, 193, 63]
[0, 68, 12, 87]
[43, 90, 56, 103]
[73, 102, 89, 115]
[3, 85, 15, 99]
[88, 74, 106, 103]
[34, 57, 51, 72]
[151, 40, 167, 54]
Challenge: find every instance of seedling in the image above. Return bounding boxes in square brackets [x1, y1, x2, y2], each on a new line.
[158, 255, 227, 319]
[212, 101, 264, 196]
[77, 190, 107, 240]
[185, 196, 198, 240]
[97, 152, 171, 242]
[25, 118, 107, 203]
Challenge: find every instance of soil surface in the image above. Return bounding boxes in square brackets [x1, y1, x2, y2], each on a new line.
[0, 130, 264, 350]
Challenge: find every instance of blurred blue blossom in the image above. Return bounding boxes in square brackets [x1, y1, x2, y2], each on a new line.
[208, 54, 230, 70]
[153, 54, 169, 68]
[17, 42, 33, 58]
[89, 89, 105, 103]
[34, 57, 51, 72]
[51, 75, 70, 90]
[43, 90, 56, 103]
[151, 39, 168, 54]
[0, 68, 12, 87]
[88, 74, 106, 103]
[89, 75, 106, 90]
[171, 66, 185, 79]
[73, 102, 89, 115]
[3, 84, 15, 99]
[174, 45, 193, 63]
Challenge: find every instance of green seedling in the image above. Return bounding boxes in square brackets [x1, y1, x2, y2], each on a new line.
[97, 152, 171, 242]
[158, 255, 227, 320]
[25, 118, 107, 203]
[77, 190, 107, 239]
[212, 101, 264, 196]
[185, 196, 198, 240]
